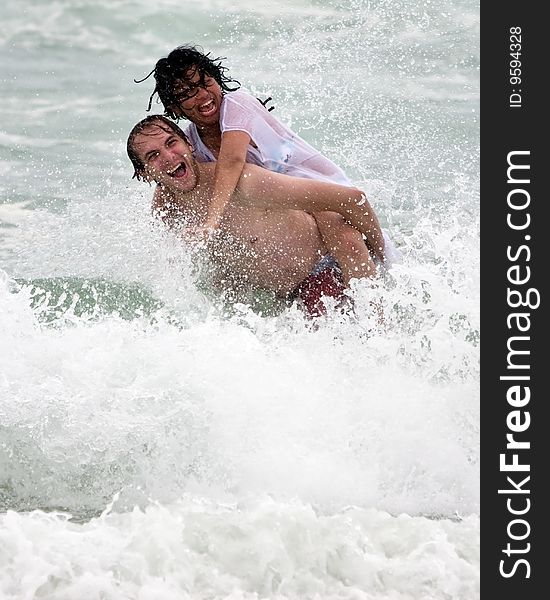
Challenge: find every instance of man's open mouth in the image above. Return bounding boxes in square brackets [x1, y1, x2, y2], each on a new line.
[166, 162, 188, 179]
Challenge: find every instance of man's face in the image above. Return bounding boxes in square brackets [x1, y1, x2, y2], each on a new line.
[169, 66, 223, 128]
[133, 123, 199, 192]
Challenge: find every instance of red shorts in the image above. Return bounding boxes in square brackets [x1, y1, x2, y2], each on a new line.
[293, 263, 347, 317]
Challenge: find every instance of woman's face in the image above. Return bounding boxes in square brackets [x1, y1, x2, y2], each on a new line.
[170, 67, 223, 128]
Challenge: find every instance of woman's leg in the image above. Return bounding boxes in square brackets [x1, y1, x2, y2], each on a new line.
[313, 211, 377, 285]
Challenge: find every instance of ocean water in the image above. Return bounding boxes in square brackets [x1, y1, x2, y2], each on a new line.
[0, 1, 479, 598]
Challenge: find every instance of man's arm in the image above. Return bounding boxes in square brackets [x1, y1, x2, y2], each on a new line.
[236, 166, 386, 263]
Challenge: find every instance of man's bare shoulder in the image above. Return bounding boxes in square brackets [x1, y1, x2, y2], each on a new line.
[151, 184, 168, 215]
[151, 184, 182, 228]
[196, 161, 216, 181]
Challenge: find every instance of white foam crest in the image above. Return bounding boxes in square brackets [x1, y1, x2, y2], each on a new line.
[0, 497, 479, 599]
[0, 270, 41, 337]
[0, 200, 34, 227]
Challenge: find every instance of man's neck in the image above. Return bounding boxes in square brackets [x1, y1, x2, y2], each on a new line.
[157, 163, 215, 223]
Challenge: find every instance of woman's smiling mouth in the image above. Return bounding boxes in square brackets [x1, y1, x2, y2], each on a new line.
[197, 99, 217, 116]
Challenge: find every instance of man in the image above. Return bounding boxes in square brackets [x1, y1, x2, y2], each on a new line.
[127, 115, 386, 315]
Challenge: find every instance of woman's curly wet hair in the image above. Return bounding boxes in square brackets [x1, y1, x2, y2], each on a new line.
[135, 45, 241, 120]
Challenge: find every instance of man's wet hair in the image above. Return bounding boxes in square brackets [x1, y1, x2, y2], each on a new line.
[127, 115, 190, 181]
[135, 45, 241, 120]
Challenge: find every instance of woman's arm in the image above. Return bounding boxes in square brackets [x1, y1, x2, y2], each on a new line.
[204, 130, 251, 231]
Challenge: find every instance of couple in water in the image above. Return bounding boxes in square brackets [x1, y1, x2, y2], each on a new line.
[127, 45, 397, 316]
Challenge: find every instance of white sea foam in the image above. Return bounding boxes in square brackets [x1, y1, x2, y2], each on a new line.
[0, 0, 479, 597]
[0, 200, 33, 224]
[0, 240, 479, 516]
[0, 499, 479, 600]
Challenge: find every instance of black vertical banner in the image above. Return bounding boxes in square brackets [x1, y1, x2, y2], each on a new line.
[482, 3, 547, 598]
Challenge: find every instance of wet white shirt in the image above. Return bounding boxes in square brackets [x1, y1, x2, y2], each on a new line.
[185, 89, 352, 186]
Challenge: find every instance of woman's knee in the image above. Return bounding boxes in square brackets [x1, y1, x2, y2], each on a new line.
[314, 211, 347, 233]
